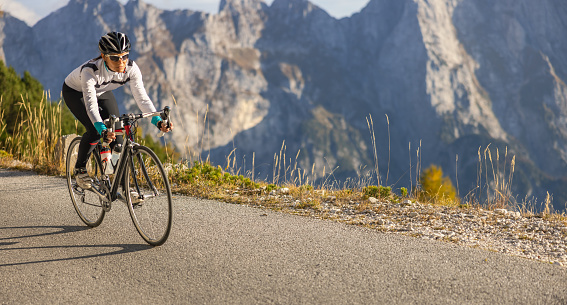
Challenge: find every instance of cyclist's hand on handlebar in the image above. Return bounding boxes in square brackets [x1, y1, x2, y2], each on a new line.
[102, 130, 116, 143]
[158, 121, 174, 133]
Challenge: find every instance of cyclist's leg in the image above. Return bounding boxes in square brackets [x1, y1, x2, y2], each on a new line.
[62, 83, 99, 169]
[98, 91, 123, 151]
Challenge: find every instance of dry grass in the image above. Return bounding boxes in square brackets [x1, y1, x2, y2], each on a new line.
[1, 94, 566, 224]
[0, 94, 65, 174]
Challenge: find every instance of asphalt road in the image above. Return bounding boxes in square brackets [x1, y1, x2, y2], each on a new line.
[1, 168, 566, 304]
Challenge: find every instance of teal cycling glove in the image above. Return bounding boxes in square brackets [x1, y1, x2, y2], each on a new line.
[94, 122, 107, 135]
[151, 116, 163, 127]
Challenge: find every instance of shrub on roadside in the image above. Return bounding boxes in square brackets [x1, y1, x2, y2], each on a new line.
[418, 164, 458, 205]
[364, 185, 392, 199]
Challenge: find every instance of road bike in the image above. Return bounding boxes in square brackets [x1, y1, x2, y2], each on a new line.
[65, 107, 173, 246]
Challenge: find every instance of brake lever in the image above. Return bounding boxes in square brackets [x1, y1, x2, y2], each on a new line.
[103, 115, 118, 146]
[158, 106, 171, 137]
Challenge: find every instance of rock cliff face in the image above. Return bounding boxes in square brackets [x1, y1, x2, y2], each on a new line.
[1, 0, 567, 209]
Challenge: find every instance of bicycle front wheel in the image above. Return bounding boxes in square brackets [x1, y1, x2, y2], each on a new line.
[125, 145, 172, 246]
[65, 136, 105, 227]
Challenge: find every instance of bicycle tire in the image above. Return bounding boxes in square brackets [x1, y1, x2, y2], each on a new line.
[125, 145, 172, 246]
[65, 136, 105, 227]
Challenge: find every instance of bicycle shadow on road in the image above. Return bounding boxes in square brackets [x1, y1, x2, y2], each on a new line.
[0, 225, 89, 241]
[0, 225, 152, 267]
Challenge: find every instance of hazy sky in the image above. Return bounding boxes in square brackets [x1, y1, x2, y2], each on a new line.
[1, 0, 370, 26]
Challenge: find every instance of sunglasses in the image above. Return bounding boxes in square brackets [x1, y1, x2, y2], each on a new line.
[106, 53, 129, 62]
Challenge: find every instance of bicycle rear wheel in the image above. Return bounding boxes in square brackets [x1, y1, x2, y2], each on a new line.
[125, 145, 172, 246]
[65, 136, 105, 227]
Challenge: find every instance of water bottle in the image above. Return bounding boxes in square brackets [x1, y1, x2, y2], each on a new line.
[101, 146, 112, 174]
[110, 144, 122, 173]
[101, 115, 120, 175]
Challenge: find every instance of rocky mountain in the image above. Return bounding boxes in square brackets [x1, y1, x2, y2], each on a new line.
[1, 0, 566, 210]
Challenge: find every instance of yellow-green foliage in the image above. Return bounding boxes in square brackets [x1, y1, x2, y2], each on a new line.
[400, 187, 408, 197]
[175, 161, 259, 189]
[419, 164, 458, 205]
[0, 150, 12, 158]
[364, 185, 391, 199]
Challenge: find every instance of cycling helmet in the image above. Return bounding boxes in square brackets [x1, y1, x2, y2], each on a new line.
[98, 32, 131, 55]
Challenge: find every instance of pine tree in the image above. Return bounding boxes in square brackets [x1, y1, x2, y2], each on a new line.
[0, 60, 85, 138]
[0, 60, 43, 135]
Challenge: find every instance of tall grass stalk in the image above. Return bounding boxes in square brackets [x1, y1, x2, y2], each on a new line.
[468, 145, 516, 209]
[0, 99, 5, 136]
[409, 142, 412, 195]
[544, 192, 553, 215]
[252, 152, 255, 182]
[385, 114, 390, 185]
[0, 93, 64, 174]
[366, 114, 380, 186]
[414, 140, 422, 197]
[455, 154, 459, 198]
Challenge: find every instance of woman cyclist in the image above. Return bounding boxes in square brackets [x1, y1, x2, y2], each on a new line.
[62, 31, 173, 189]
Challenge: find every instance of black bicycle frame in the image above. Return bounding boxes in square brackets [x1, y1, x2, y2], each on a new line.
[87, 121, 132, 202]
[92, 110, 166, 203]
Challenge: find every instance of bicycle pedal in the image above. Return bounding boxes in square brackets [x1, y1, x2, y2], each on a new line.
[102, 200, 112, 212]
[131, 198, 144, 208]
[129, 190, 144, 205]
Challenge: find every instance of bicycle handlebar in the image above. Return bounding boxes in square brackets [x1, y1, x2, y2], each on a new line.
[103, 107, 171, 138]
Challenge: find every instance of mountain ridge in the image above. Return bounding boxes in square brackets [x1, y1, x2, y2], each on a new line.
[1, 0, 566, 210]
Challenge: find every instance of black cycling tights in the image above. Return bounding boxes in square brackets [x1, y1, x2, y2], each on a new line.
[62, 83, 123, 169]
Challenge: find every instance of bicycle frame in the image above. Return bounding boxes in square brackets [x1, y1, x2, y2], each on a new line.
[88, 127, 132, 205]
[89, 110, 164, 206]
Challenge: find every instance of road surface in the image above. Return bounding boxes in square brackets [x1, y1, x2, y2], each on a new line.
[1, 168, 566, 304]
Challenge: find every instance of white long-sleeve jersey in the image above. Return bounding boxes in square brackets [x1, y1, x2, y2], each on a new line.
[64, 57, 157, 125]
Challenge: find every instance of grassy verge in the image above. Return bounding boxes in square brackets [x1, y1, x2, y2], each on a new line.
[1, 95, 565, 224]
